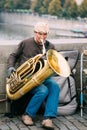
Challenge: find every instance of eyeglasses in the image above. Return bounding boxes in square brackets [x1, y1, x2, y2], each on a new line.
[34, 31, 47, 36]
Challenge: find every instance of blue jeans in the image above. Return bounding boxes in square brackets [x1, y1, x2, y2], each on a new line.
[25, 77, 60, 118]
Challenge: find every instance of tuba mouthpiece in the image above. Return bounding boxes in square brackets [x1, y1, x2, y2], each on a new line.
[40, 39, 46, 55]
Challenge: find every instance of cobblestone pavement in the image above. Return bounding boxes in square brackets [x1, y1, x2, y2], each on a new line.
[0, 110, 87, 130]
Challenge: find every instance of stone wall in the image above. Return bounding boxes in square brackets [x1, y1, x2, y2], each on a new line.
[0, 39, 87, 113]
[0, 40, 19, 113]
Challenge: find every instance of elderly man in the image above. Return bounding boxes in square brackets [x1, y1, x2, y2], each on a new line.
[7, 22, 60, 129]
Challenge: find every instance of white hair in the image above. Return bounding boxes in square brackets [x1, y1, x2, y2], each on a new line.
[34, 22, 49, 33]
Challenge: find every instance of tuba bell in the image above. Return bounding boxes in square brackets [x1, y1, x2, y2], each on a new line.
[6, 49, 71, 100]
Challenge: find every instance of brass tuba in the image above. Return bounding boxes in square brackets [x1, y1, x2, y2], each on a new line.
[6, 49, 71, 100]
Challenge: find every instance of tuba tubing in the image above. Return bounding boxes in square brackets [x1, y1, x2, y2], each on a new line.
[6, 49, 71, 100]
[6, 60, 53, 100]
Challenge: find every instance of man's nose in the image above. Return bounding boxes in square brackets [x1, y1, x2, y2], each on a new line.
[40, 34, 45, 39]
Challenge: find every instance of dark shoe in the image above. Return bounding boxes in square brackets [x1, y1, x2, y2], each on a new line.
[41, 119, 54, 130]
[22, 114, 34, 126]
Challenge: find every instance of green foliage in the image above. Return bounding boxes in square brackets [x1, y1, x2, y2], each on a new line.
[63, 0, 78, 18]
[48, 0, 62, 17]
[0, 0, 31, 11]
[79, 0, 87, 18]
[0, 0, 87, 18]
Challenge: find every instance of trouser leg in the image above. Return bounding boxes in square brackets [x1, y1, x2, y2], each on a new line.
[25, 84, 48, 118]
[43, 77, 60, 118]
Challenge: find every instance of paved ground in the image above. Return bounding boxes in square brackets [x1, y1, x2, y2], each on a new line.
[0, 109, 87, 130]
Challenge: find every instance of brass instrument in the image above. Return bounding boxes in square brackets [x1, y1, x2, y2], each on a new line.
[6, 49, 71, 100]
[41, 39, 46, 55]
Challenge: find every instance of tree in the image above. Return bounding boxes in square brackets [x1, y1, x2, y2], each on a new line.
[63, 0, 78, 18]
[1, 0, 31, 11]
[0, 0, 6, 11]
[31, 0, 43, 14]
[48, 0, 62, 17]
[0, 0, 87, 18]
[30, 0, 37, 10]
[42, 0, 52, 14]
[31, 0, 52, 14]
[79, 0, 87, 17]
[4, 0, 14, 11]
[60, 0, 65, 7]
[69, 1, 78, 18]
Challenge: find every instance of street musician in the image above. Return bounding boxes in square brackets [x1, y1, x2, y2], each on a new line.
[7, 22, 60, 129]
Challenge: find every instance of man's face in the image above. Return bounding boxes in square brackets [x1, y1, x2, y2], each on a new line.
[34, 31, 47, 44]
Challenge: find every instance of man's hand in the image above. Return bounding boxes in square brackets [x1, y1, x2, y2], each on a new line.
[7, 67, 16, 78]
